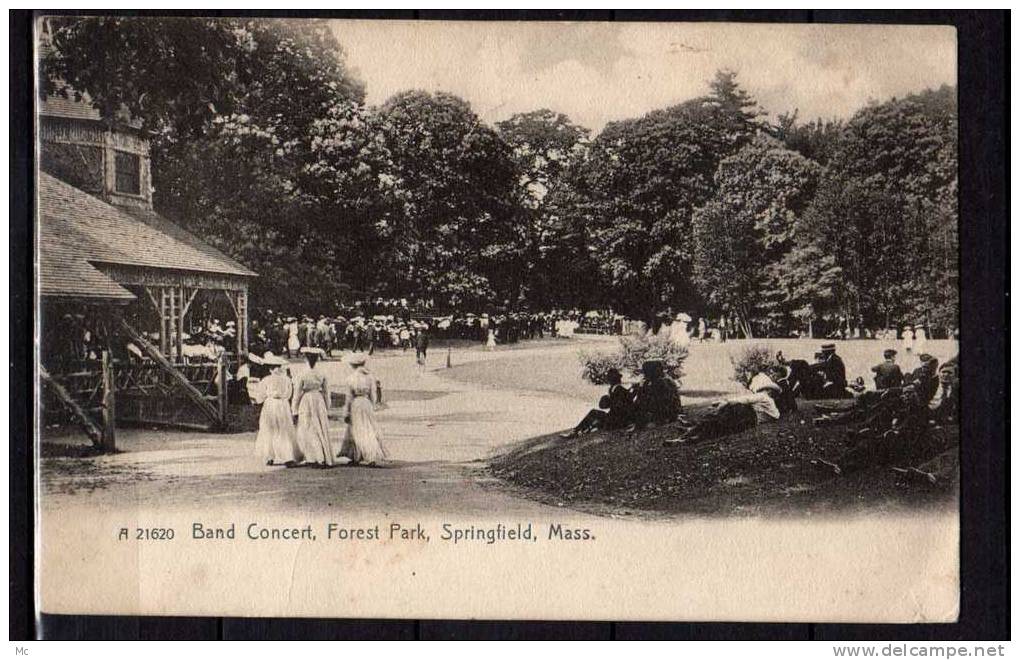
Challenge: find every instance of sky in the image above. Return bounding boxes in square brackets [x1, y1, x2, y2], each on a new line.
[330, 20, 957, 133]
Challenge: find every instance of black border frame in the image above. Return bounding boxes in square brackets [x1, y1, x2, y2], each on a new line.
[9, 8, 1008, 641]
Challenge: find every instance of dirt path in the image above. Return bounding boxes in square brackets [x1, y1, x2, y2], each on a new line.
[40, 338, 609, 519]
[40, 336, 960, 518]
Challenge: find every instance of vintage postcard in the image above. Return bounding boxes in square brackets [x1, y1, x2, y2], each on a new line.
[35, 17, 959, 622]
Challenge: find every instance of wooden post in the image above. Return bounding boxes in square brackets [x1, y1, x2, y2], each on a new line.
[40, 366, 104, 447]
[176, 286, 185, 362]
[159, 287, 170, 357]
[100, 350, 116, 450]
[217, 356, 228, 426]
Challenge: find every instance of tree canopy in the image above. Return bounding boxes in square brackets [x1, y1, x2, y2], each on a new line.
[42, 17, 958, 334]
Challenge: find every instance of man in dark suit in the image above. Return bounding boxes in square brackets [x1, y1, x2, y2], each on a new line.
[871, 349, 904, 390]
[929, 362, 959, 424]
[414, 326, 430, 364]
[365, 323, 376, 355]
[908, 353, 940, 405]
[813, 343, 850, 398]
[560, 368, 635, 438]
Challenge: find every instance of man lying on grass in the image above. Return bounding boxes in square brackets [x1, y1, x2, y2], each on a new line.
[664, 369, 788, 446]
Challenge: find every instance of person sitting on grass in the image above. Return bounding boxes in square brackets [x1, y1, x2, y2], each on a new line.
[629, 360, 681, 430]
[928, 362, 959, 425]
[560, 368, 635, 438]
[811, 382, 950, 477]
[812, 358, 962, 477]
[811, 343, 851, 399]
[664, 371, 784, 446]
[906, 353, 940, 405]
[871, 348, 904, 390]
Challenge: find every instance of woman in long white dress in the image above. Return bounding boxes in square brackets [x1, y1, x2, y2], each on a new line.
[914, 324, 928, 354]
[338, 354, 387, 466]
[286, 318, 300, 357]
[901, 325, 914, 354]
[292, 347, 334, 466]
[670, 313, 692, 349]
[254, 354, 303, 466]
[486, 328, 497, 351]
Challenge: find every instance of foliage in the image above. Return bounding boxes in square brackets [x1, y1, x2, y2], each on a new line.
[782, 86, 958, 333]
[730, 344, 779, 388]
[373, 91, 519, 309]
[577, 348, 624, 386]
[495, 110, 593, 308]
[572, 71, 763, 323]
[691, 135, 822, 337]
[579, 331, 687, 386]
[42, 17, 959, 333]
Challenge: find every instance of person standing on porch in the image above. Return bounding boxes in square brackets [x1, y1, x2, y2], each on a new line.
[292, 347, 334, 467]
[254, 353, 302, 466]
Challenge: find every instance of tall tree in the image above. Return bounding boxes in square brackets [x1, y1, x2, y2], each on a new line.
[691, 135, 822, 337]
[374, 91, 518, 309]
[495, 109, 592, 308]
[788, 85, 958, 333]
[577, 70, 762, 321]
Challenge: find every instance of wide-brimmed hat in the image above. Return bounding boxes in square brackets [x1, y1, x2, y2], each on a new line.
[883, 349, 897, 358]
[261, 352, 288, 366]
[300, 347, 326, 356]
[820, 343, 837, 352]
[675, 312, 692, 322]
[918, 353, 936, 363]
[347, 353, 368, 367]
[247, 352, 264, 365]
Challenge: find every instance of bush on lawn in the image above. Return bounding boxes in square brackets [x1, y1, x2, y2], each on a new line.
[730, 343, 779, 388]
[579, 331, 687, 386]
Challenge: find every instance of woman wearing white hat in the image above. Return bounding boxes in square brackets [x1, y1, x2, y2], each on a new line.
[670, 312, 692, 349]
[292, 347, 334, 466]
[901, 324, 914, 354]
[338, 354, 387, 466]
[254, 353, 303, 466]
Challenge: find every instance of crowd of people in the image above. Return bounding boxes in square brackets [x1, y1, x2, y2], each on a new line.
[560, 338, 959, 481]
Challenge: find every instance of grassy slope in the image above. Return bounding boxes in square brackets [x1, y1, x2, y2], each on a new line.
[489, 401, 958, 518]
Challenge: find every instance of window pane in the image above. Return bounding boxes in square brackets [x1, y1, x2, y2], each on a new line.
[40, 143, 104, 193]
[114, 151, 140, 195]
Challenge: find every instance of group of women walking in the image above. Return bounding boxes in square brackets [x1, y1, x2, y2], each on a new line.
[254, 349, 387, 468]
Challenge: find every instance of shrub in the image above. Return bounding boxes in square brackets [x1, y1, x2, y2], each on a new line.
[579, 332, 687, 386]
[578, 349, 625, 385]
[730, 343, 779, 388]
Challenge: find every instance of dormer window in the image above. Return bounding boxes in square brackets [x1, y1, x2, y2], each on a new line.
[114, 150, 141, 195]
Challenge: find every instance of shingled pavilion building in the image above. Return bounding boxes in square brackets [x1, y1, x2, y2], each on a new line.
[37, 88, 257, 444]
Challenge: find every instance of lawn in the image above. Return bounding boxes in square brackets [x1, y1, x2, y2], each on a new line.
[479, 336, 960, 517]
[446, 337, 960, 405]
[489, 401, 959, 518]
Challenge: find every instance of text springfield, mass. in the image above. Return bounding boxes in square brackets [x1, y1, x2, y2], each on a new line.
[166, 522, 596, 544]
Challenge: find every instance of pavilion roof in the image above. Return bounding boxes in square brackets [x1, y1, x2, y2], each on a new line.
[38, 172, 256, 303]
